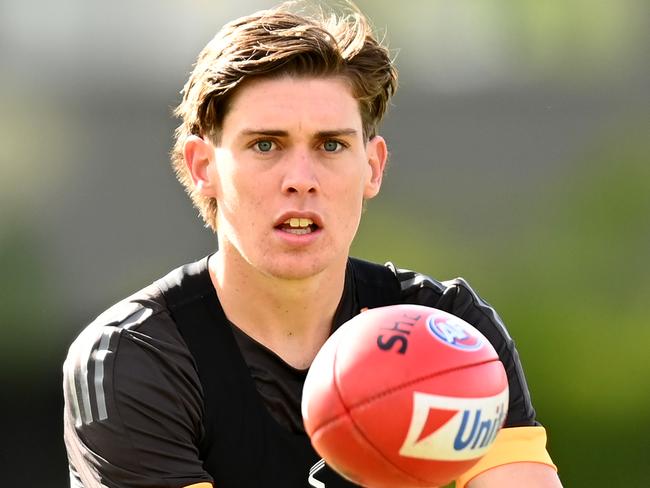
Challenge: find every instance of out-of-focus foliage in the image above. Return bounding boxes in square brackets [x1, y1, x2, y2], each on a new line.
[1, 0, 647, 485]
[354, 124, 650, 487]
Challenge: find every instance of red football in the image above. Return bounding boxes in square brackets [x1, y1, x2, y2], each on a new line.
[302, 305, 509, 487]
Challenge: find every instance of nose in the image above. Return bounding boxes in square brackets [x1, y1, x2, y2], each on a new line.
[281, 149, 319, 195]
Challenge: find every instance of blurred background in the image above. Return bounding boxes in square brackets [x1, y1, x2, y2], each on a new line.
[1, 0, 648, 485]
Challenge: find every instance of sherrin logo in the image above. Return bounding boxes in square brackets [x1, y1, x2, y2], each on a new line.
[399, 388, 509, 461]
[427, 314, 483, 351]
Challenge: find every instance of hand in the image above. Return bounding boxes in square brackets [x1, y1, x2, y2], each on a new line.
[467, 462, 562, 488]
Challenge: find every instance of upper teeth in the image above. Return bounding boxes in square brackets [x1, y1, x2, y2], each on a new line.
[284, 218, 313, 228]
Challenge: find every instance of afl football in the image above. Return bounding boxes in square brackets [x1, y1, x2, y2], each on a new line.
[301, 305, 509, 487]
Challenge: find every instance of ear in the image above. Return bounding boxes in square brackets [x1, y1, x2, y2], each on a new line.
[363, 135, 388, 199]
[183, 135, 218, 196]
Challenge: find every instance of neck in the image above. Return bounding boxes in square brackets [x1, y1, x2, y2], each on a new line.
[208, 248, 347, 369]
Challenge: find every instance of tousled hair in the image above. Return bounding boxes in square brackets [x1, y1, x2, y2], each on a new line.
[172, 1, 398, 231]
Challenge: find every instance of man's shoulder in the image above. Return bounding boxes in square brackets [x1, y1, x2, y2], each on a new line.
[352, 257, 505, 329]
[350, 256, 454, 302]
[385, 261, 512, 343]
[64, 257, 211, 378]
[391, 263, 486, 306]
[63, 259, 208, 431]
[63, 260, 211, 486]
[66, 282, 168, 360]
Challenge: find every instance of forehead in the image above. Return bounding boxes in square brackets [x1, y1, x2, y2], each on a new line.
[221, 76, 363, 133]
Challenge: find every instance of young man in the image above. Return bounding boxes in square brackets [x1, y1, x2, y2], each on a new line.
[63, 2, 562, 487]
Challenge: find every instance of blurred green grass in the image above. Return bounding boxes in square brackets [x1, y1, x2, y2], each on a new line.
[1, 1, 647, 484]
[353, 127, 650, 487]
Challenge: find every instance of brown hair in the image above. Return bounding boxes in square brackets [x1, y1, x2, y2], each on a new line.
[172, 1, 398, 231]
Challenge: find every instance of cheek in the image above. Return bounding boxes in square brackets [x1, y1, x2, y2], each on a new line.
[217, 166, 252, 208]
[225, 174, 268, 229]
[335, 177, 366, 229]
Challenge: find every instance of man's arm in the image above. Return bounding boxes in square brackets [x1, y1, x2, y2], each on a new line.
[468, 462, 562, 487]
[455, 426, 559, 488]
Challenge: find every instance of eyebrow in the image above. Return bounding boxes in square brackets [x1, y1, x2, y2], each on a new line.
[239, 128, 358, 138]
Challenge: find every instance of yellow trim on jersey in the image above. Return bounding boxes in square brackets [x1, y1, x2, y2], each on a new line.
[456, 426, 557, 488]
[182, 484, 212, 488]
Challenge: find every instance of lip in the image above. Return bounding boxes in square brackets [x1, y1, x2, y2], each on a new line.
[273, 210, 324, 246]
[273, 211, 324, 229]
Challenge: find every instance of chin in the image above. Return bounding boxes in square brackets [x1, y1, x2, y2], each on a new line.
[262, 255, 330, 281]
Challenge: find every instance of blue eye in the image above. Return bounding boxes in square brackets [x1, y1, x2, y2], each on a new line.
[255, 140, 274, 152]
[323, 140, 340, 152]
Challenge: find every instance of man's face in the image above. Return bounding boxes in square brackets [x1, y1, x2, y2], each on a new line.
[204, 76, 386, 280]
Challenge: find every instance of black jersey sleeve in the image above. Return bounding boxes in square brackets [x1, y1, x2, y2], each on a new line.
[389, 264, 538, 428]
[62, 285, 212, 488]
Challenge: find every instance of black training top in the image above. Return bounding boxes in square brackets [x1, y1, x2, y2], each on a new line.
[63, 256, 537, 488]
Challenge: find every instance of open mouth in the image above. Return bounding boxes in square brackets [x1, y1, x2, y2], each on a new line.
[276, 217, 319, 235]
